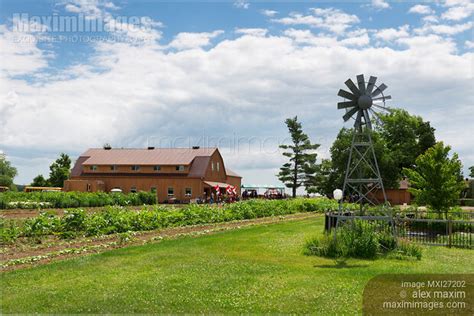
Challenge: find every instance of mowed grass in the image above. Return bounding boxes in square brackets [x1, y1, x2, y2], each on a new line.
[1, 217, 473, 314]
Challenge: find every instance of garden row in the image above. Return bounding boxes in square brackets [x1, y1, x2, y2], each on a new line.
[1, 198, 348, 244]
[0, 191, 157, 209]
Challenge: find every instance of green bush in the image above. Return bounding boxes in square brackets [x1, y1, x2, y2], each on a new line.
[304, 220, 422, 261]
[304, 234, 347, 259]
[0, 191, 157, 209]
[389, 241, 422, 260]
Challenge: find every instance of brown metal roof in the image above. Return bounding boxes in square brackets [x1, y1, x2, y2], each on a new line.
[81, 148, 217, 165]
[226, 168, 242, 178]
[187, 156, 211, 178]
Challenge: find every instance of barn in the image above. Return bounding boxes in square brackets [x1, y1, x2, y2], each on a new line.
[64, 147, 241, 203]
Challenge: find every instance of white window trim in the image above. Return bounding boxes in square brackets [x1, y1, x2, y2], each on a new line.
[185, 188, 192, 197]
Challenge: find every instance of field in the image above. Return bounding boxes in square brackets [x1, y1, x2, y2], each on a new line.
[2, 216, 473, 314]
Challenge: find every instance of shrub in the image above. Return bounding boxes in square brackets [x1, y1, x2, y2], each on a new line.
[0, 191, 157, 210]
[377, 231, 397, 252]
[304, 220, 422, 261]
[303, 234, 348, 259]
[389, 241, 422, 260]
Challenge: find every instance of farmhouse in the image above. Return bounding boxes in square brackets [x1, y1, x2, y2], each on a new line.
[64, 147, 241, 203]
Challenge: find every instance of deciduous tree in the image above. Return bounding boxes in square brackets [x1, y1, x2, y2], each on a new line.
[403, 142, 464, 218]
[31, 174, 49, 187]
[48, 153, 72, 187]
[0, 154, 17, 190]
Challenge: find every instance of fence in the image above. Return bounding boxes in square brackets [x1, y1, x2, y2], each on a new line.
[396, 218, 472, 248]
[325, 213, 473, 249]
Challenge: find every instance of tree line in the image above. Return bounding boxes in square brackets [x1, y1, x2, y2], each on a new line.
[277, 109, 470, 213]
[0, 153, 71, 190]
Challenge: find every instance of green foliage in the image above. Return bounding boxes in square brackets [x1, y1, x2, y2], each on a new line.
[278, 116, 320, 197]
[48, 153, 72, 187]
[470, 166, 474, 178]
[0, 154, 18, 190]
[314, 109, 437, 196]
[0, 191, 157, 209]
[31, 175, 49, 187]
[403, 142, 465, 216]
[388, 241, 422, 260]
[0, 219, 20, 244]
[378, 109, 436, 173]
[1, 198, 344, 242]
[304, 220, 421, 260]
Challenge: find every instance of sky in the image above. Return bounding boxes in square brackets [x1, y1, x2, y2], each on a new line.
[0, 0, 473, 188]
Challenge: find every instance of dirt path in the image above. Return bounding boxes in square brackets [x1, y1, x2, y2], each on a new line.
[0, 212, 322, 271]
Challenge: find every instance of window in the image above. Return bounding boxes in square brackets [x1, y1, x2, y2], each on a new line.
[87, 183, 91, 192]
[90, 165, 97, 171]
[150, 187, 157, 193]
[131, 165, 140, 171]
[110, 165, 117, 171]
[176, 165, 184, 171]
[211, 162, 215, 171]
[217, 162, 220, 172]
[153, 165, 161, 171]
[167, 187, 174, 196]
[185, 187, 192, 197]
[130, 186, 137, 193]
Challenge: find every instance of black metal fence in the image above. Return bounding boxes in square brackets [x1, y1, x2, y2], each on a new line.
[325, 213, 473, 249]
[396, 218, 472, 248]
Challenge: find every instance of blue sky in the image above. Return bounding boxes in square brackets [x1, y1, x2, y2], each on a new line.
[0, 0, 473, 187]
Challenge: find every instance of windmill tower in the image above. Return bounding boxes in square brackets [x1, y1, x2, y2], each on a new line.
[337, 74, 392, 212]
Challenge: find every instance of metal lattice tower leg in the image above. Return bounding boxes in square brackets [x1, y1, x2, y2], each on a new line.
[342, 128, 387, 213]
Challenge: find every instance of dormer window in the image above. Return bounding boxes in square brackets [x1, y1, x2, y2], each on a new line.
[154, 165, 161, 171]
[211, 162, 215, 171]
[176, 165, 184, 171]
[131, 165, 140, 171]
[110, 165, 117, 171]
[90, 165, 97, 171]
[217, 162, 220, 172]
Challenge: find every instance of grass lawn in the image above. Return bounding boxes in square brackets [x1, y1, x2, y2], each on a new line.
[1, 216, 473, 314]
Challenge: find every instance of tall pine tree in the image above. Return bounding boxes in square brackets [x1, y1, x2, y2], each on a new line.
[278, 116, 319, 198]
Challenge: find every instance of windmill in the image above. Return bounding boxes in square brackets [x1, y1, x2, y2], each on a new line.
[337, 74, 392, 212]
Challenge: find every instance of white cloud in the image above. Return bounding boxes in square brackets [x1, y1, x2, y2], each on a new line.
[0, 23, 49, 76]
[283, 28, 369, 47]
[441, 5, 474, 20]
[261, 9, 278, 17]
[235, 28, 268, 37]
[62, 0, 113, 19]
[371, 0, 390, 10]
[168, 30, 224, 50]
[408, 5, 434, 15]
[422, 15, 439, 23]
[233, 0, 249, 9]
[273, 8, 360, 34]
[415, 22, 472, 35]
[375, 25, 410, 41]
[440, 0, 474, 20]
[1, 3, 473, 185]
[466, 40, 474, 49]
